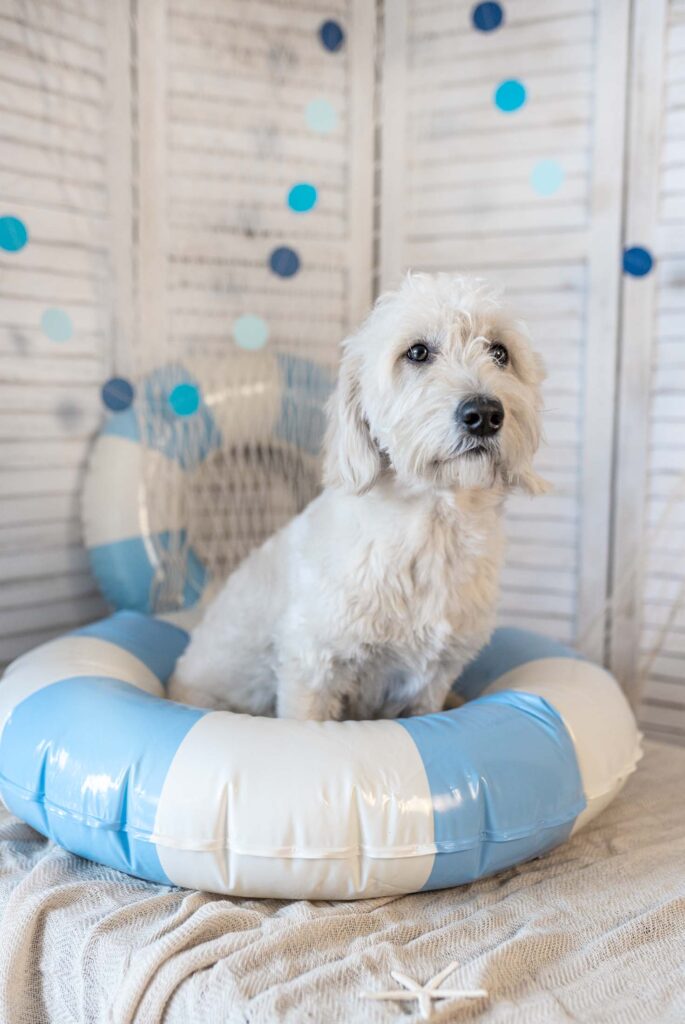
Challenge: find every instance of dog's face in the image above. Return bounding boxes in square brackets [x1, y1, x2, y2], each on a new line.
[324, 272, 547, 495]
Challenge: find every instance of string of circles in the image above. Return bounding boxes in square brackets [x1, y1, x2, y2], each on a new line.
[105, 17, 343, 417]
[0, 8, 653, 421]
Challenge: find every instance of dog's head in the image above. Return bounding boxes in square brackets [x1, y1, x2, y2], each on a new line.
[324, 272, 548, 495]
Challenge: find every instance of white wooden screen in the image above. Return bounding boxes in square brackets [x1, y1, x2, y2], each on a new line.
[380, 0, 629, 655]
[0, 0, 110, 665]
[0, 0, 683, 744]
[612, 0, 685, 744]
[138, 0, 374, 374]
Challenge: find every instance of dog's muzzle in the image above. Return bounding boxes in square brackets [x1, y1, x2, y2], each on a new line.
[456, 395, 504, 438]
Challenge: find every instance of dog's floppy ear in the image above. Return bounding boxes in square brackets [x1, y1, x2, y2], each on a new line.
[323, 344, 382, 494]
[508, 465, 552, 496]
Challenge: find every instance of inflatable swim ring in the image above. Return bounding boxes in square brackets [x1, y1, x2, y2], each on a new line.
[0, 611, 641, 900]
[82, 355, 330, 618]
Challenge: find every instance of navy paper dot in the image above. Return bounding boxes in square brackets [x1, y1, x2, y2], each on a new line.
[319, 20, 345, 52]
[102, 376, 134, 412]
[472, 2, 503, 31]
[0, 215, 28, 252]
[623, 246, 653, 277]
[269, 246, 300, 278]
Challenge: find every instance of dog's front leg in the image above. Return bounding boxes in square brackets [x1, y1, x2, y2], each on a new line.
[401, 663, 466, 717]
[275, 652, 353, 721]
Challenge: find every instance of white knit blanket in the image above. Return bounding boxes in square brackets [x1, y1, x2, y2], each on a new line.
[1, 740, 683, 1024]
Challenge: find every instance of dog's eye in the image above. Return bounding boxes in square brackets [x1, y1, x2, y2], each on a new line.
[489, 342, 509, 367]
[406, 343, 429, 363]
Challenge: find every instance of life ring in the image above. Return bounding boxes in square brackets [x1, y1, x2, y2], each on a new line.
[81, 355, 331, 617]
[0, 612, 641, 900]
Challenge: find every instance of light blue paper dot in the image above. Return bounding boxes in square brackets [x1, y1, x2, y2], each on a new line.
[41, 307, 73, 342]
[494, 79, 527, 112]
[306, 98, 338, 134]
[288, 183, 318, 213]
[169, 382, 201, 417]
[0, 215, 28, 252]
[233, 314, 269, 350]
[531, 160, 565, 196]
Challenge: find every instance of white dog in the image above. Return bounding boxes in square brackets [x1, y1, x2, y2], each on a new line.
[170, 273, 547, 720]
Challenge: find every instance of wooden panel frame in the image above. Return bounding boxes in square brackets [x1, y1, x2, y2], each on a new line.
[137, 0, 169, 369]
[105, 0, 135, 376]
[610, 0, 670, 704]
[575, 0, 632, 662]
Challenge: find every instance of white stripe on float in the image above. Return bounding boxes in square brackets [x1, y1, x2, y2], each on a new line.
[0, 635, 164, 736]
[154, 712, 435, 899]
[83, 435, 186, 548]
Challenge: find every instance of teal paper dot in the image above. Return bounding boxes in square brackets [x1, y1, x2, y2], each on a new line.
[41, 307, 73, 342]
[0, 215, 28, 252]
[288, 183, 318, 213]
[169, 382, 201, 417]
[531, 160, 565, 196]
[305, 98, 338, 134]
[233, 314, 269, 350]
[494, 79, 527, 112]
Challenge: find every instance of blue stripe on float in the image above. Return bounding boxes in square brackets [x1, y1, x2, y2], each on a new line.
[455, 627, 582, 700]
[0, 676, 207, 885]
[102, 406, 141, 443]
[87, 532, 207, 613]
[275, 353, 334, 455]
[398, 690, 586, 891]
[72, 611, 189, 684]
[101, 364, 222, 470]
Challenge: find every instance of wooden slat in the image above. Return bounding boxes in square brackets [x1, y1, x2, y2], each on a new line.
[575, 0, 631, 661]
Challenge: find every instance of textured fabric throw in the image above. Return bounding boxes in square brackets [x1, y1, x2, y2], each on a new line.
[0, 740, 683, 1024]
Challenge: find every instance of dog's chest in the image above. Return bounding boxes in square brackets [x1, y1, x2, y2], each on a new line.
[340, 497, 503, 655]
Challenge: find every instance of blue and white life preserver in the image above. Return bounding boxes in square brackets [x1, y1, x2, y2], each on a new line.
[82, 356, 332, 618]
[0, 612, 641, 900]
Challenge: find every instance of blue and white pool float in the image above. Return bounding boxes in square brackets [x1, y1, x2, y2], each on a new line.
[0, 612, 641, 900]
[82, 356, 332, 619]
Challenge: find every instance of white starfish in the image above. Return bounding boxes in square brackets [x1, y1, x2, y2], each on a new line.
[362, 960, 487, 1020]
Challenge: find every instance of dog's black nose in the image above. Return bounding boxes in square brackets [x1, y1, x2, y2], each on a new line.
[457, 395, 504, 437]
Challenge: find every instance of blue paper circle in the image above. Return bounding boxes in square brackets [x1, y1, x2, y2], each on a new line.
[102, 377, 134, 412]
[319, 19, 344, 51]
[233, 314, 269, 350]
[169, 382, 201, 417]
[531, 160, 565, 196]
[306, 98, 338, 134]
[623, 246, 653, 277]
[269, 246, 300, 278]
[288, 183, 318, 213]
[472, 2, 503, 31]
[0, 215, 28, 252]
[494, 79, 527, 112]
[41, 308, 73, 342]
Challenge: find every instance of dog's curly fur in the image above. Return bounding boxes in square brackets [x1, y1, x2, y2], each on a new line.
[170, 273, 547, 720]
